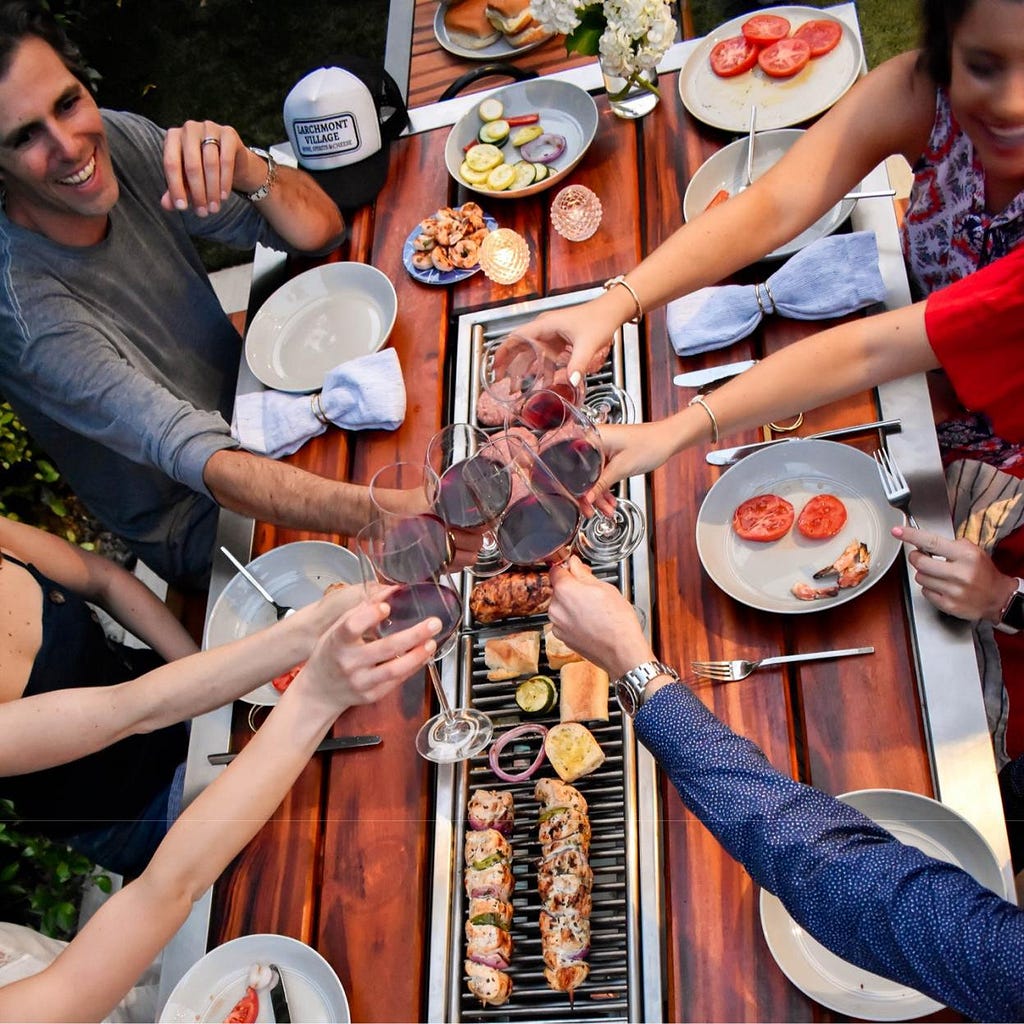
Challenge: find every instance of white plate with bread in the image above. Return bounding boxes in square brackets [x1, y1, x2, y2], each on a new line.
[436, 0, 556, 62]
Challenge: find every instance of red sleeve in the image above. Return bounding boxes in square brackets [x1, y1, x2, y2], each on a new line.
[925, 245, 1024, 440]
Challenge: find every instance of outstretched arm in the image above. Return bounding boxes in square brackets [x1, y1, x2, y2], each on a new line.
[161, 119, 344, 252]
[0, 597, 440, 1023]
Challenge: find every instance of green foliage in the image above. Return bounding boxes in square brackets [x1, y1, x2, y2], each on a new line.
[0, 799, 111, 941]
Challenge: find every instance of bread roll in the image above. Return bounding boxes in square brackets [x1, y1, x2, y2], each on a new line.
[485, 0, 532, 33]
[446, 0, 502, 48]
[543, 623, 582, 670]
[559, 660, 609, 722]
[544, 723, 605, 782]
[484, 629, 541, 680]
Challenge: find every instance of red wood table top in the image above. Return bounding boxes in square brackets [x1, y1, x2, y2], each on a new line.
[207, 72, 959, 1022]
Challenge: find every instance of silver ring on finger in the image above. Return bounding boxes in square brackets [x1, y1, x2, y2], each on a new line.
[200, 136, 221, 149]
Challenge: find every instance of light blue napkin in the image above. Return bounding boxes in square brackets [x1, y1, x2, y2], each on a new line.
[667, 232, 887, 356]
[231, 348, 406, 458]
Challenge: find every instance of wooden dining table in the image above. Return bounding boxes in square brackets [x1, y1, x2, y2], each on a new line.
[160, 7, 1014, 1021]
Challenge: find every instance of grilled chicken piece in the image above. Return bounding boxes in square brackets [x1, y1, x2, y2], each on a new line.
[465, 960, 513, 1006]
[543, 962, 590, 995]
[534, 778, 589, 816]
[465, 828, 511, 868]
[465, 920, 513, 969]
[467, 896, 514, 930]
[467, 789, 515, 835]
[540, 908, 591, 968]
[538, 846, 593, 889]
[537, 868, 593, 916]
[465, 859, 514, 901]
[539, 806, 591, 855]
[469, 570, 552, 623]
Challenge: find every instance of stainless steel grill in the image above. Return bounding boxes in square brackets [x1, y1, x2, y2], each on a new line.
[426, 289, 663, 1023]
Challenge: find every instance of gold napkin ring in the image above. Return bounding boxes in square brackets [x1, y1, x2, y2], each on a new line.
[310, 391, 330, 425]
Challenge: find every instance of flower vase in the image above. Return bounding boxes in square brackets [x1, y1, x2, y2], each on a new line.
[600, 59, 659, 119]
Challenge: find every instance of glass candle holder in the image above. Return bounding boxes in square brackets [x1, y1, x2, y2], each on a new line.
[478, 228, 530, 285]
[550, 184, 603, 242]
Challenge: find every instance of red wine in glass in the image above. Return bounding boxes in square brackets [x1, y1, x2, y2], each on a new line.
[536, 438, 603, 498]
[495, 492, 580, 565]
[433, 457, 511, 529]
[378, 580, 462, 644]
[519, 384, 577, 431]
[377, 513, 451, 584]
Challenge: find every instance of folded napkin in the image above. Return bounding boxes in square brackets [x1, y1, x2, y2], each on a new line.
[668, 232, 886, 356]
[231, 348, 406, 458]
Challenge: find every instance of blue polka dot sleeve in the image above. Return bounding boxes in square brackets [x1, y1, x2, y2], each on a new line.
[634, 683, 1024, 1020]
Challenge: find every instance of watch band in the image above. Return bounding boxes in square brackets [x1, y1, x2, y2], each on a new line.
[996, 577, 1024, 634]
[244, 146, 277, 203]
[613, 660, 679, 716]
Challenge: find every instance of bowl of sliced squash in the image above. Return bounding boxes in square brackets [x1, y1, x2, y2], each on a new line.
[444, 79, 599, 199]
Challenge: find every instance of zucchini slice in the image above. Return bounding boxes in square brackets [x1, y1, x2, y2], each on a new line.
[516, 675, 558, 714]
[478, 97, 504, 123]
[478, 119, 510, 146]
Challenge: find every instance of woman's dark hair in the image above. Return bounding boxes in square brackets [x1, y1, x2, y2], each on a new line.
[0, 2, 90, 88]
[918, 0, 972, 85]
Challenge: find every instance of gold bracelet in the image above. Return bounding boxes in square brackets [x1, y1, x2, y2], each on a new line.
[688, 394, 719, 444]
[603, 275, 643, 324]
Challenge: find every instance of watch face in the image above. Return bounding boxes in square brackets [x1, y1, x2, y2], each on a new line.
[1005, 591, 1024, 631]
[615, 679, 638, 716]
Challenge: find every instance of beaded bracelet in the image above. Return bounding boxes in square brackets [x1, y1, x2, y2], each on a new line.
[688, 394, 719, 444]
[603, 275, 643, 324]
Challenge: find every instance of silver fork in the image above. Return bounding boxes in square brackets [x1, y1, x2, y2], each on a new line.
[874, 448, 920, 528]
[690, 647, 874, 682]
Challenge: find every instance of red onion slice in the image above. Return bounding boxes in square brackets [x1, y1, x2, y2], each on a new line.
[488, 724, 548, 782]
[519, 133, 567, 164]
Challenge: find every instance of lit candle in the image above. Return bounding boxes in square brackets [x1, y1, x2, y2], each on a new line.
[550, 185, 603, 242]
[479, 228, 531, 285]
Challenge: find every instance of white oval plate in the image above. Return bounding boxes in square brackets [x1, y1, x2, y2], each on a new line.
[159, 933, 350, 1023]
[759, 788, 1010, 1020]
[433, 3, 554, 62]
[695, 439, 903, 613]
[204, 541, 361, 705]
[678, 6, 863, 132]
[683, 128, 854, 259]
[244, 262, 397, 393]
[445, 79, 598, 199]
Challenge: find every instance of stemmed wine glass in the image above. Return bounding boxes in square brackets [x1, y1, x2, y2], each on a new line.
[424, 423, 511, 578]
[480, 333, 634, 426]
[520, 389, 646, 564]
[356, 520, 492, 763]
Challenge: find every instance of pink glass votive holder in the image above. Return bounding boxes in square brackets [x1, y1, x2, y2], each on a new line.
[550, 184, 603, 242]
[479, 228, 531, 285]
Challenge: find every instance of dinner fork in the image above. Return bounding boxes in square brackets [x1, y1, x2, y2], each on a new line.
[690, 647, 874, 682]
[220, 545, 295, 619]
[874, 448, 920, 528]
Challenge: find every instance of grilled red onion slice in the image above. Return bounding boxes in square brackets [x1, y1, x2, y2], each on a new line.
[488, 724, 548, 782]
[519, 133, 567, 164]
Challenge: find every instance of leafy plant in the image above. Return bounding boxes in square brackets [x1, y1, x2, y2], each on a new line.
[0, 799, 112, 940]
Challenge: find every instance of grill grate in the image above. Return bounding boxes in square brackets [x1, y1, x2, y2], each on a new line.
[427, 289, 662, 1023]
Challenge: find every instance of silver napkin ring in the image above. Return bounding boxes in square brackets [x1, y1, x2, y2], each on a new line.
[753, 281, 777, 316]
[310, 392, 330, 425]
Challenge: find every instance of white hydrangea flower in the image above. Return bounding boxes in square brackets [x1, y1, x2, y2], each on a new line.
[531, 0, 582, 36]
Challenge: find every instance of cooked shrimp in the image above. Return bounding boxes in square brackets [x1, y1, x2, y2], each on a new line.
[449, 238, 480, 269]
[418, 217, 439, 237]
[792, 581, 840, 601]
[813, 539, 871, 588]
[412, 233, 436, 252]
[436, 222, 465, 248]
[411, 250, 434, 271]
[431, 246, 454, 272]
[470, 226, 490, 245]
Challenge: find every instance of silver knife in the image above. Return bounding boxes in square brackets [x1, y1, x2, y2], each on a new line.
[674, 359, 757, 389]
[706, 419, 902, 466]
[207, 734, 381, 765]
[269, 963, 291, 1023]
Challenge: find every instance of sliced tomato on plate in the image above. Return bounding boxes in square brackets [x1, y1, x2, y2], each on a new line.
[757, 36, 812, 78]
[794, 19, 843, 57]
[223, 986, 259, 1024]
[272, 661, 306, 693]
[797, 494, 847, 539]
[709, 35, 759, 78]
[741, 13, 791, 46]
[704, 188, 731, 211]
[732, 494, 795, 542]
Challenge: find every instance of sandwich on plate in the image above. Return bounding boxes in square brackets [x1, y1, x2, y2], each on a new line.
[485, 0, 554, 47]
[445, 0, 502, 49]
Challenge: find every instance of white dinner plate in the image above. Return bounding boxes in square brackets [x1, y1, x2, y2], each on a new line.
[204, 541, 361, 705]
[683, 128, 854, 259]
[678, 6, 863, 132]
[159, 933, 350, 1023]
[695, 439, 903, 613]
[244, 262, 397, 393]
[759, 788, 1010, 1020]
[445, 79, 598, 199]
[433, 2, 554, 62]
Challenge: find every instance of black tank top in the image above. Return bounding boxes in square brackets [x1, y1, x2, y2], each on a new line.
[2, 554, 187, 837]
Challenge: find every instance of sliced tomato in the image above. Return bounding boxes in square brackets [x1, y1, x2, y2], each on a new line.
[797, 494, 847, 540]
[272, 661, 306, 693]
[741, 13, 791, 46]
[733, 494, 795, 542]
[709, 35, 759, 78]
[704, 188, 731, 212]
[223, 986, 259, 1024]
[757, 36, 812, 78]
[794, 19, 843, 57]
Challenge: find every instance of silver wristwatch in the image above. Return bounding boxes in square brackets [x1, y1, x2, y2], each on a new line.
[613, 660, 679, 716]
[995, 577, 1024, 634]
[244, 146, 277, 203]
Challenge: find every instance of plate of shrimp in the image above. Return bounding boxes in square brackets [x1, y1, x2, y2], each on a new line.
[695, 439, 903, 613]
[402, 203, 498, 286]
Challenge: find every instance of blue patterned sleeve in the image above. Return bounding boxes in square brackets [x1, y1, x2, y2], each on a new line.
[634, 683, 1024, 1020]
